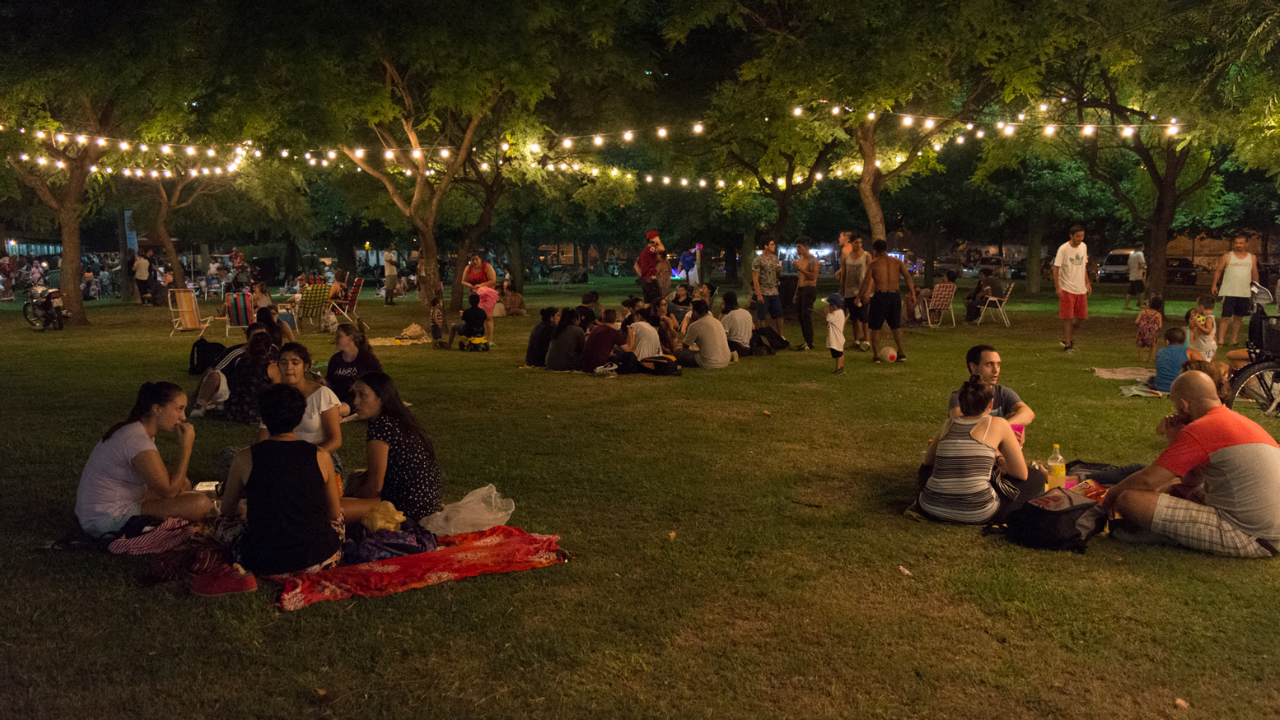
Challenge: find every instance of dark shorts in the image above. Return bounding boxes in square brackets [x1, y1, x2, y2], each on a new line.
[844, 297, 868, 323]
[1222, 296, 1251, 318]
[756, 293, 782, 319]
[867, 292, 902, 330]
[1128, 279, 1145, 295]
[830, 348, 843, 359]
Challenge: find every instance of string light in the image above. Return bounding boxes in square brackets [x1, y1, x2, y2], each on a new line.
[793, 107, 803, 116]
[529, 143, 540, 153]
[205, 148, 214, 157]
[657, 128, 667, 138]
[924, 119, 935, 128]
[411, 149, 421, 158]
[562, 139, 572, 148]
[1167, 125, 1179, 135]
[1044, 125, 1056, 135]
[868, 112, 876, 119]
[55, 133, 66, 142]
[140, 144, 148, 151]
[1082, 125, 1095, 135]
[500, 142, 510, 151]
[831, 107, 840, 116]
[623, 131, 633, 141]
[956, 136, 965, 144]
[119, 141, 129, 150]
[692, 124, 703, 134]
[1039, 103, 1048, 111]
[593, 135, 604, 145]
[384, 150, 394, 159]
[280, 150, 289, 157]
[662, 176, 670, 184]
[439, 149, 449, 158]
[1003, 125, 1015, 135]
[902, 117, 913, 126]
[1122, 126, 1134, 136]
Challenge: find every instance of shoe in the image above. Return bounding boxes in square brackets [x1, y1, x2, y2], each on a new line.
[832, 368, 844, 375]
[1059, 339, 1069, 348]
[191, 563, 257, 597]
[792, 344, 809, 351]
[730, 351, 739, 363]
[895, 354, 907, 363]
[189, 406, 206, 418]
[859, 341, 870, 351]
[872, 356, 882, 364]
[1065, 344, 1079, 354]
[596, 362, 619, 374]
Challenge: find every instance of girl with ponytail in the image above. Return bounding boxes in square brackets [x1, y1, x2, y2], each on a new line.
[76, 382, 213, 535]
[326, 322, 383, 416]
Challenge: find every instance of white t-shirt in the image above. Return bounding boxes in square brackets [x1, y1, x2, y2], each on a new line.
[261, 385, 340, 445]
[684, 315, 731, 369]
[1128, 251, 1145, 281]
[631, 320, 662, 359]
[826, 308, 846, 350]
[721, 308, 754, 346]
[133, 257, 150, 281]
[1054, 241, 1089, 295]
[76, 422, 157, 533]
[384, 251, 398, 277]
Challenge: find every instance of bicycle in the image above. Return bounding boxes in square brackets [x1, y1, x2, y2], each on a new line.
[1226, 282, 1280, 424]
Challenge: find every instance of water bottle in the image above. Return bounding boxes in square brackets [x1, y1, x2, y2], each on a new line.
[1047, 444, 1066, 489]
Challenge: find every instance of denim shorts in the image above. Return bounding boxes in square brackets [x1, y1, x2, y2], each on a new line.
[757, 293, 782, 319]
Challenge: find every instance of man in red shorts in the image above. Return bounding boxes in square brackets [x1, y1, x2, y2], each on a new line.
[1052, 224, 1091, 353]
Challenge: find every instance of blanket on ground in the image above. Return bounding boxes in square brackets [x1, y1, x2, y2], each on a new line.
[108, 517, 192, 555]
[1092, 367, 1155, 381]
[1121, 384, 1164, 398]
[276, 525, 568, 611]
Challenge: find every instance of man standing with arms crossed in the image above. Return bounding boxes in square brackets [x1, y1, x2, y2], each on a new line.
[1053, 225, 1091, 353]
[752, 238, 786, 342]
[383, 242, 399, 306]
[635, 231, 665, 304]
[858, 239, 916, 363]
[791, 237, 819, 351]
[1124, 242, 1146, 311]
[1212, 233, 1259, 347]
[837, 232, 870, 351]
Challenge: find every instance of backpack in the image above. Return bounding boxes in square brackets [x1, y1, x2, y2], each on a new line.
[189, 338, 227, 375]
[639, 354, 682, 376]
[1002, 488, 1107, 553]
[752, 327, 789, 350]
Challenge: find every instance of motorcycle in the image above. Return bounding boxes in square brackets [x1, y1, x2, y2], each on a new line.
[23, 283, 68, 331]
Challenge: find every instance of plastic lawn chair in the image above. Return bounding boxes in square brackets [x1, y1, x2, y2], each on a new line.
[977, 283, 1014, 327]
[168, 288, 213, 338]
[296, 283, 331, 332]
[924, 283, 956, 328]
[223, 291, 255, 336]
[333, 277, 364, 325]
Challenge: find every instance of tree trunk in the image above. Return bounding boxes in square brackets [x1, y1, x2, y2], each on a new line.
[416, 223, 442, 308]
[741, 228, 757, 293]
[858, 178, 887, 244]
[507, 219, 527, 293]
[448, 189, 503, 312]
[152, 206, 187, 289]
[57, 207, 88, 325]
[1027, 212, 1044, 295]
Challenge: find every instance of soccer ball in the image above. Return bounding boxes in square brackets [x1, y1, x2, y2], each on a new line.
[878, 346, 897, 362]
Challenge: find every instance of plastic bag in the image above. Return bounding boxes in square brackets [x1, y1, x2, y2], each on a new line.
[362, 500, 406, 533]
[420, 484, 514, 536]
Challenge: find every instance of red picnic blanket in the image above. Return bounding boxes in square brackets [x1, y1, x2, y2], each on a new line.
[276, 525, 568, 611]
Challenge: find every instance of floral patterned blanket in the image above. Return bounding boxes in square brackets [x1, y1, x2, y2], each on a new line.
[276, 525, 568, 611]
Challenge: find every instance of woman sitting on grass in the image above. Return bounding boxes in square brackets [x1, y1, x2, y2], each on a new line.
[341, 373, 444, 523]
[76, 382, 212, 536]
[326, 323, 382, 417]
[525, 306, 558, 367]
[222, 384, 343, 576]
[258, 342, 343, 475]
[221, 331, 281, 425]
[254, 306, 296, 345]
[917, 376, 1045, 524]
[545, 308, 585, 371]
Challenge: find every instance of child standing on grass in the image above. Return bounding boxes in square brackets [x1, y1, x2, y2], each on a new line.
[429, 297, 446, 349]
[1135, 294, 1163, 363]
[825, 293, 846, 375]
[1189, 294, 1219, 362]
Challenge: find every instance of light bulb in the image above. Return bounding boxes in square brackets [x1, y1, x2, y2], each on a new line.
[610, 168, 618, 176]
[354, 149, 364, 157]
[308, 158, 316, 165]
[737, 180, 743, 186]
[1045, 125, 1056, 135]
[662, 176, 670, 184]
[75, 135, 86, 144]
[202, 168, 210, 174]
[692, 124, 703, 133]
[96, 138, 106, 146]
[253, 150, 262, 157]
[89, 165, 97, 172]
[321, 160, 328, 167]
[976, 130, 985, 138]
[680, 178, 688, 186]
[440, 149, 449, 158]
[902, 116, 913, 126]
[594, 135, 604, 145]
[699, 179, 706, 187]
[1167, 125, 1179, 135]
[186, 146, 196, 155]
[572, 163, 580, 170]
[997, 121, 1005, 128]
[119, 141, 129, 150]
[151, 170, 158, 177]
[140, 144, 148, 151]
[55, 133, 66, 142]
[529, 143, 540, 153]
[815, 172, 823, 180]
[481, 162, 489, 170]
[645, 175, 653, 182]
[163, 169, 172, 177]
[214, 167, 222, 174]
[591, 168, 598, 175]
[793, 106, 803, 116]
[1039, 103, 1048, 111]
[867, 112, 876, 119]
[956, 136, 965, 144]
[161, 145, 171, 153]
[281, 149, 289, 157]
[206, 148, 215, 157]
[1018, 113, 1025, 120]
[836, 169, 843, 175]
[933, 143, 941, 151]
[1122, 126, 1134, 136]
[831, 107, 840, 115]
[924, 119, 935, 128]
[657, 128, 667, 137]
[1003, 125, 1015, 135]
[717, 180, 725, 187]
[190, 169, 198, 176]
[966, 123, 974, 129]
[874, 160, 882, 167]
[623, 131, 633, 141]
[55, 161, 64, 168]
[562, 138, 572, 148]
[384, 150, 394, 159]
[559, 163, 567, 170]
[411, 149, 421, 158]
[500, 142, 510, 151]
[35, 131, 44, 138]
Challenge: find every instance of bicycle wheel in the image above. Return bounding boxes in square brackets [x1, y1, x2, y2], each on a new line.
[1228, 360, 1280, 426]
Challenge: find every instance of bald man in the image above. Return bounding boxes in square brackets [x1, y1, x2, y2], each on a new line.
[1105, 371, 1280, 558]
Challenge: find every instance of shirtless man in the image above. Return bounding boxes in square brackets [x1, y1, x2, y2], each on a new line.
[836, 232, 870, 350]
[858, 239, 917, 363]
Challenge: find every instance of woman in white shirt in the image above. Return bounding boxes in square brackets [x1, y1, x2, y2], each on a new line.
[75, 382, 213, 535]
[258, 342, 342, 454]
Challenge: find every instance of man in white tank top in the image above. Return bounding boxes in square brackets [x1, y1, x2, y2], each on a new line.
[1211, 234, 1258, 346]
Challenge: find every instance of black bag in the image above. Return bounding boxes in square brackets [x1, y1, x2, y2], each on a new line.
[753, 327, 789, 350]
[1003, 488, 1107, 553]
[189, 338, 227, 375]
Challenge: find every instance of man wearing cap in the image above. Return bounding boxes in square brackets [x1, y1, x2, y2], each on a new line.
[752, 238, 786, 341]
[635, 231, 665, 304]
[791, 237, 819, 350]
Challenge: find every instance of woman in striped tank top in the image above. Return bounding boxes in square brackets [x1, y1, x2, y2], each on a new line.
[918, 376, 1045, 524]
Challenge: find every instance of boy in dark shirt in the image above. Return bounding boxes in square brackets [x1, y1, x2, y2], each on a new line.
[448, 294, 489, 347]
[576, 292, 598, 330]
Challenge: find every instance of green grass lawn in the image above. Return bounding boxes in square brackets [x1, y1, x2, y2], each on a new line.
[3, 276, 1278, 719]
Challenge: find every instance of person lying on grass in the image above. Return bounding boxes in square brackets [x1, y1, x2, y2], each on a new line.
[223, 384, 344, 576]
[1104, 371, 1280, 558]
[918, 376, 1046, 525]
[76, 381, 213, 536]
[340, 373, 443, 523]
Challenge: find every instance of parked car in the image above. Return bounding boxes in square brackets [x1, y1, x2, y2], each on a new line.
[1009, 258, 1027, 279]
[934, 256, 963, 276]
[1097, 248, 1138, 283]
[977, 255, 1007, 279]
[1166, 257, 1198, 285]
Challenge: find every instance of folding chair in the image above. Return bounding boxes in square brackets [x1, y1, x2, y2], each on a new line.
[168, 288, 213, 338]
[924, 283, 956, 328]
[295, 283, 331, 332]
[332, 277, 364, 325]
[977, 283, 1014, 327]
[223, 291, 255, 336]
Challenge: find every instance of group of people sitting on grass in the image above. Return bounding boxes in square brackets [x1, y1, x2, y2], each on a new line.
[77, 338, 441, 577]
[917, 343, 1280, 559]
[1139, 292, 1255, 396]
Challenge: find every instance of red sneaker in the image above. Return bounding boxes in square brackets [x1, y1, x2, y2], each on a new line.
[191, 563, 257, 597]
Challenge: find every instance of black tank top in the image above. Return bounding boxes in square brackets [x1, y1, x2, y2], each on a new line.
[240, 440, 340, 575]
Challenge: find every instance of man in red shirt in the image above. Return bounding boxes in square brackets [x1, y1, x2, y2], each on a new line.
[1105, 371, 1280, 558]
[634, 231, 665, 303]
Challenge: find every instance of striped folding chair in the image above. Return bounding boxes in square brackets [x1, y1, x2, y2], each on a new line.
[296, 283, 331, 332]
[333, 277, 364, 324]
[168, 289, 213, 338]
[223, 291, 255, 336]
[924, 283, 957, 328]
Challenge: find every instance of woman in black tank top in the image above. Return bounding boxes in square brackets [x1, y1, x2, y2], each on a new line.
[221, 385, 342, 576]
